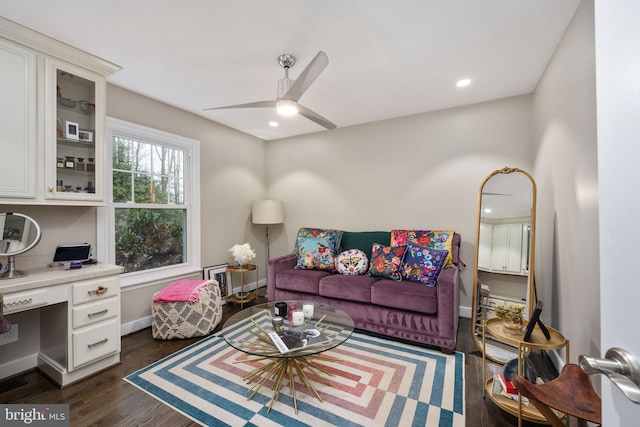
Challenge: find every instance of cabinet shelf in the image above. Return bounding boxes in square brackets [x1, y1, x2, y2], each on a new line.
[57, 137, 95, 147]
[57, 97, 95, 115]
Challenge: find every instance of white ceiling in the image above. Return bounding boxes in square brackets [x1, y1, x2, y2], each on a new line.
[1, 0, 581, 140]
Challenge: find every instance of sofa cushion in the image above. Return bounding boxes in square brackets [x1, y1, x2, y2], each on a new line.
[318, 274, 378, 303]
[275, 269, 332, 295]
[335, 249, 369, 275]
[367, 243, 407, 281]
[401, 244, 449, 287]
[370, 280, 438, 315]
[390, 230, 457, 267]
[295, 228, 343, 272]
[340, 231, 391, 260]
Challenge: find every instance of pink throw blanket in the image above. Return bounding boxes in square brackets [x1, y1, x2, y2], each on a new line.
[153, 279, 211, 303]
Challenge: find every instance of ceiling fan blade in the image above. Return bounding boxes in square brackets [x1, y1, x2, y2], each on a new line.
[297, 104, 337, 129]
[204, 100, 276, 111]
[283, 51, 329, 101]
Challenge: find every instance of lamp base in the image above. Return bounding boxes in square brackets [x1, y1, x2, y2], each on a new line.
[0, 256, 28, 280]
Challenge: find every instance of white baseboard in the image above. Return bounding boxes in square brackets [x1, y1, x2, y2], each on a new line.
[0, 353, 38, 379]
[121, 316, 152, 336]
[459, 305, 472, 319]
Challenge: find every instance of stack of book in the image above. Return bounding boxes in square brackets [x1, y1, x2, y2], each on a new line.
[492, 372, 530, 405]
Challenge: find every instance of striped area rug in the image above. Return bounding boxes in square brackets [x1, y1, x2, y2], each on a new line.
[125, 330, 465, 426]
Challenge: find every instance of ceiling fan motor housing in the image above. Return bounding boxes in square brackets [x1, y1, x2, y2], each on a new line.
[277, 77, 295, 99]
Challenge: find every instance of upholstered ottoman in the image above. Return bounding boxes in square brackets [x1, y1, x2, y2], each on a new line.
[152, 279, 222, 339]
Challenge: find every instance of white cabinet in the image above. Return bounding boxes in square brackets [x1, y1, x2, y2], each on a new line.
[44, 59, 107, 202]
[479, 222, 529, 276]
[478, 223, 493, 270]
[1, 265, 122, 386]
[69, 276, 120, 370]
[490, 223, 524, 274]
[0, 17, 120, 205]
[0, 38, 37, 199]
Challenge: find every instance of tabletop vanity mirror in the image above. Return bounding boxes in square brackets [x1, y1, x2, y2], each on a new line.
[471, 167, 537, 363]
[0, 212, 42, 279]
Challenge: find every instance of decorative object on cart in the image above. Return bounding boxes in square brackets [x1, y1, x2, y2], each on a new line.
[494, 303, 525, 330]
[78, 130, 93, 142]
[65, 121, 79, 140]
[203, 263, 230, 304]
[523, 300, 550, 341]
[229, 243, 256, 267]
[0, 213, 42, 279]
[471, 167, 538, 363]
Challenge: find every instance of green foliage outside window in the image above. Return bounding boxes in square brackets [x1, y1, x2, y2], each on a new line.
[112, 135, 187, 273]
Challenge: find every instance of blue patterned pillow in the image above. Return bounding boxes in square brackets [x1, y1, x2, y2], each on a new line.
[367, 243, 407, 281]
[295, 231, 342, 272]
[401, 244, 449, 286]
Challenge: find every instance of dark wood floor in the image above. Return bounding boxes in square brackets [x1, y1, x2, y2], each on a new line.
[1, 295, 556, 426]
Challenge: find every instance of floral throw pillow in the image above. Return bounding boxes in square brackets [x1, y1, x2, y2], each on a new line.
[335, 249, 369, 276]
[401, 244, 449, 287]
[295, 233, 341, 272]
[367, 243, 407, 281]
[390, 229, 455, 267]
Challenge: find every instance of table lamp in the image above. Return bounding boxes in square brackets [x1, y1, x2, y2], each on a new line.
[252, 200, 284, 263]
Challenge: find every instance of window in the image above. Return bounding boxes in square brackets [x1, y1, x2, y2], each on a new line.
[100, 118, 200, 287]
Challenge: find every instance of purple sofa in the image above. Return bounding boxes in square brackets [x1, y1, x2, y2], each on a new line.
[267, 232, 461, 353]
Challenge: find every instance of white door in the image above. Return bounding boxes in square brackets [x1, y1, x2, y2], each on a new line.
[595, 0, 640, 423]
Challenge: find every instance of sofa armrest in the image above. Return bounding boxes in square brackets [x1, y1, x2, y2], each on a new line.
[436, 266, 460, 345]
[267, 254, 297, 301]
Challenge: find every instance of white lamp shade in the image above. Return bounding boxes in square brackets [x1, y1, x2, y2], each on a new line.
[252, 200, 284, 224]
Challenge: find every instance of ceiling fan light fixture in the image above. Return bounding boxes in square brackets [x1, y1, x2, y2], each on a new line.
[276, 99, 298, 116]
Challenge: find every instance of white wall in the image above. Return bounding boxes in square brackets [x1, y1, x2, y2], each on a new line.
[531, 0, 599, 363]
[106, 85, 267, 326]
[266, 95, 533, 312]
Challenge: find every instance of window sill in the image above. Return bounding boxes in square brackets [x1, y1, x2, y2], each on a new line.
[119, 264, 202, 290]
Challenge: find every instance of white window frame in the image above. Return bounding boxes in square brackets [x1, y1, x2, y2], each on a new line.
[98, 117, 201, 288]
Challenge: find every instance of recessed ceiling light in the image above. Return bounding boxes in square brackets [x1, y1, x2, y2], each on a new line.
[456, 78, 471, 88]
[269, 121, 279, 127]
[484, 208, 492, 213]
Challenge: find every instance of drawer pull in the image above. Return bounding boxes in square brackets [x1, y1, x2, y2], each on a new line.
[87, 338, 108, 349]
[88, 286, 108, 295]
[88, 309, 108, 318]
[4, 298, 33, 307]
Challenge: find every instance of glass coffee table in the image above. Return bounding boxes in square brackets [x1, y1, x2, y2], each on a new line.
[222, 301, 354, 413]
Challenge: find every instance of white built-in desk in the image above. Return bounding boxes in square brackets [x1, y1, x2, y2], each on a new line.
[0, 263, 123, 387]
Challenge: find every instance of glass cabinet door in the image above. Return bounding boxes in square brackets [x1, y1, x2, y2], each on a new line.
[46, 59, 105, 202]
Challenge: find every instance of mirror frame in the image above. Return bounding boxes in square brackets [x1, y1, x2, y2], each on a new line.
[471, 167, 537, 361]
[0, 212, 42, 279]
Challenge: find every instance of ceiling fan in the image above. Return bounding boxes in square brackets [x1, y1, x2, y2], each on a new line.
[204, 51, 336, 129]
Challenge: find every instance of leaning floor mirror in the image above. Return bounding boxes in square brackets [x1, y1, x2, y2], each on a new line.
[471, 167, 537, 363]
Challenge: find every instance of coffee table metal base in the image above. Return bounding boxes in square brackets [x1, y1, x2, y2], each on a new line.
[237, 353, 339, 413]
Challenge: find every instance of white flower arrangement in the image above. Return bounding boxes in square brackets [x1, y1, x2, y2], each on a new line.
[229, 243, 256, 266]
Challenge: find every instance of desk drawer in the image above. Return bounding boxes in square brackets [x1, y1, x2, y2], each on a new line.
[72, 276, 119, 305]
[72, 318, 119, 369]
[72, 296, 119, 328]
[2, 288, 49, 314]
